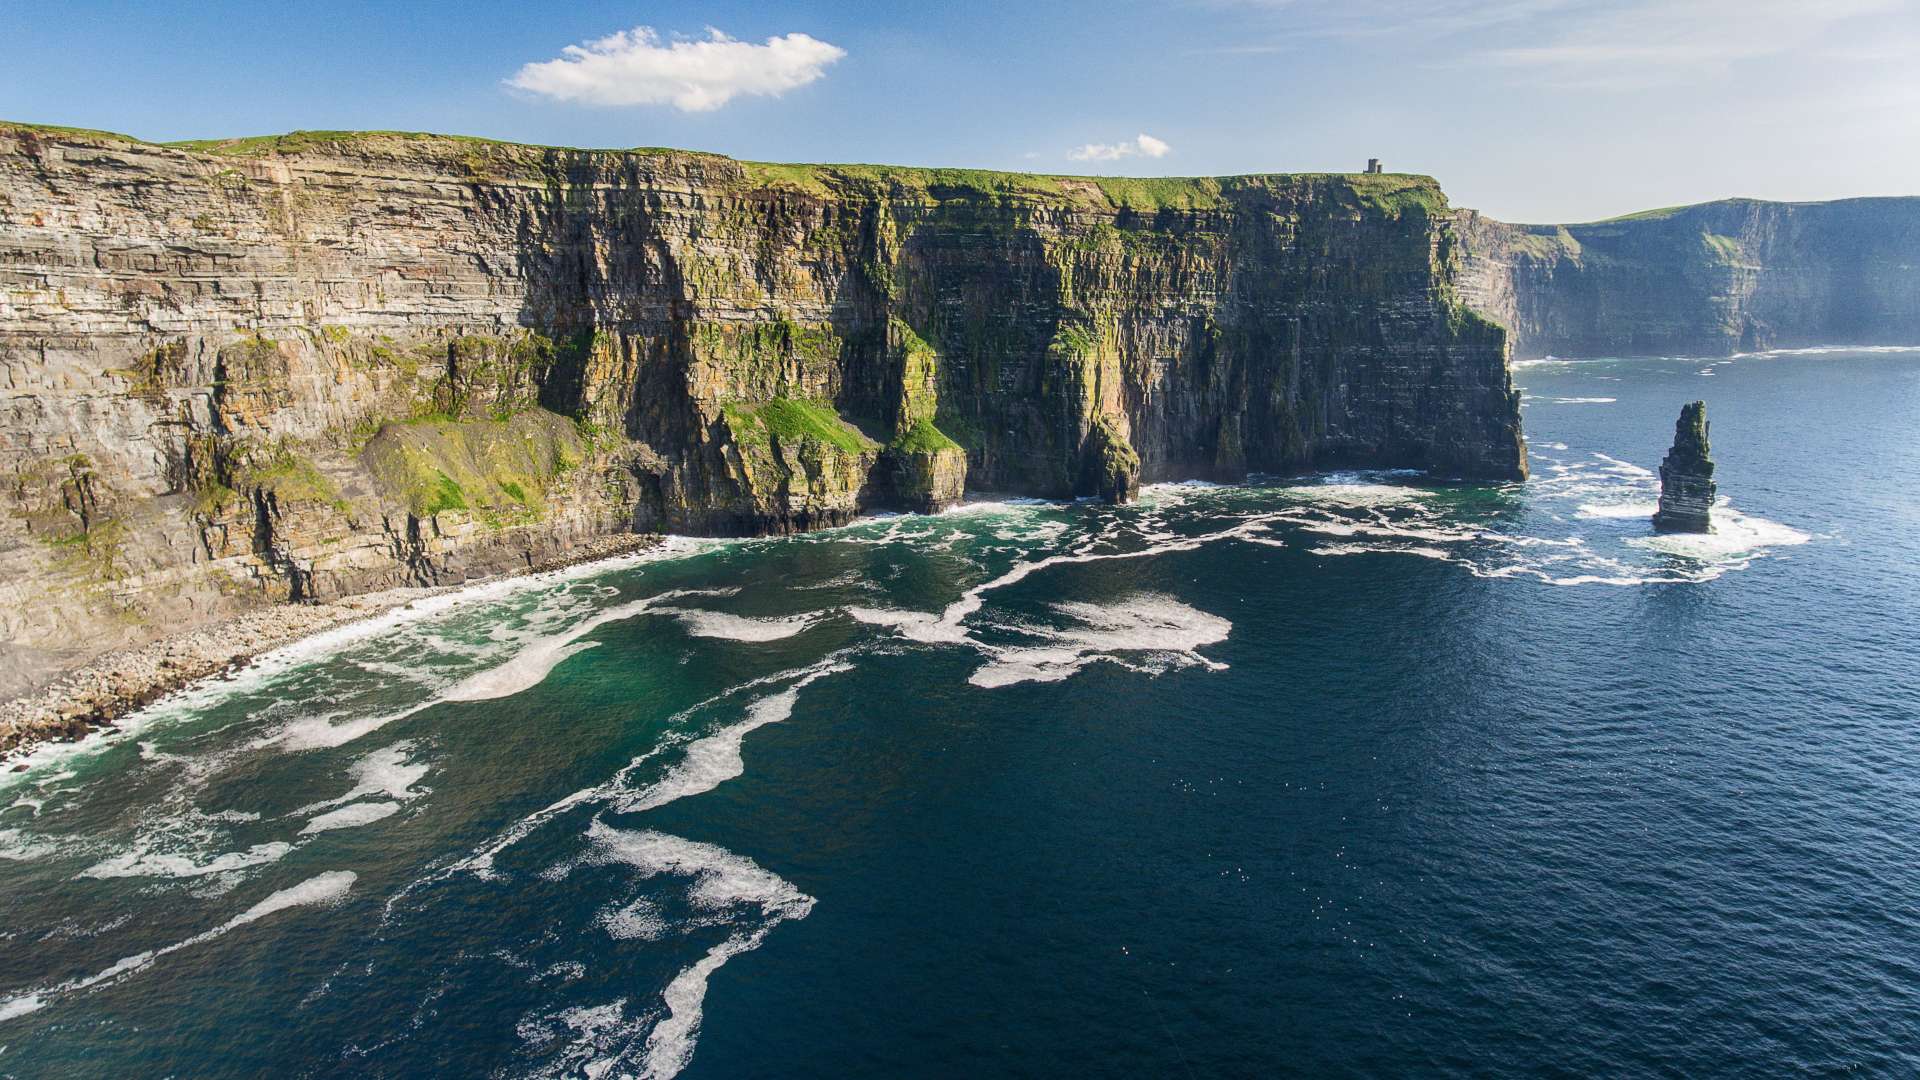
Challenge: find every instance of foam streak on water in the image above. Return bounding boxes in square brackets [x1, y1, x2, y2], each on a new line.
[0, 871, 355, 1021]
[562, 820, 816, 1080]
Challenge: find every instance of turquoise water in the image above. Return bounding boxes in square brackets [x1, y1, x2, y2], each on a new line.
[2, 348, 1918, 1077]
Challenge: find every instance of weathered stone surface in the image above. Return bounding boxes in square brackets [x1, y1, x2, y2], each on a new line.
[1654, 401, 1716, 533]
[881, 445, 967, 514]
[0, 124, 1526, 696]
[1456, 198, 1920, 359]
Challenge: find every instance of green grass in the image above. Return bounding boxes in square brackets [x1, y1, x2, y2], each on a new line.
[167, 129, 530, 156]
[419, 471, 467, 514]
[8, 118, 1450, 216]
[725, 398, 877, 456]
[740, 160, 1447, 213]
[1700, 232, 1745, 263]
[358, 408, 582, 519]
[1509, 226, 1582, 260]
[1051, 322, 1097, 357]
[1, 120, 144, 144]
[232, 442, 345, 510]
[1595, 203, 1699, 224]
[890, 419, 961, 454]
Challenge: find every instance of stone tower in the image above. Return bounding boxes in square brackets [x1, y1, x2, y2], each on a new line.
[1653, 401, 1716, 532]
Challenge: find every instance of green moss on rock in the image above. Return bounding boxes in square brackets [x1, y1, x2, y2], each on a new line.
[891, 418, 961, 454]
[724, 398, 877, 456]
[359, 408, 584, 519]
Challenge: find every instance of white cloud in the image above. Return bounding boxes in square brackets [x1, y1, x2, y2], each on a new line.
[507, 26, 846, 112]
[1067, 133, 1174, 162]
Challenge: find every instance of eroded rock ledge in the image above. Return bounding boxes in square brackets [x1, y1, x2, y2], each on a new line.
[0, 124, 1526, 699]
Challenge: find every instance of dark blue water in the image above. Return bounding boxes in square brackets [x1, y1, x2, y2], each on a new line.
[3, 348, 1918, 1077]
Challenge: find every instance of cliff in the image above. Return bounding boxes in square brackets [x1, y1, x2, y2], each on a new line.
[0, 123, 1524, 696]
[1457, 197, 1920, 359]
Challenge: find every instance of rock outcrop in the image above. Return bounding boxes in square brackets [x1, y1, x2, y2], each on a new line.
[0, 123, 1526, 695]
[1456, 197, 1920, 359]
[1654, 401, 1716, 533]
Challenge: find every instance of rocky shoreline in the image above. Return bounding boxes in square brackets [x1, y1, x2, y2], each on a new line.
[0, 533, 662, 763]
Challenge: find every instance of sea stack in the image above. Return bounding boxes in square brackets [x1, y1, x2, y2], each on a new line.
[1654, 401, 1716, 533]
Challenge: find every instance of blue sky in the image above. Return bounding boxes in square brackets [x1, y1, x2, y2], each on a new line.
[5, 0, 1916, 221]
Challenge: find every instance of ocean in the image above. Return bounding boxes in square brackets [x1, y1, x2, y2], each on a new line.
[2, 347, 1917, 1077]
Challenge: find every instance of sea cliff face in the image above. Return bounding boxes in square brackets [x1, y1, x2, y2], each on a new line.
[1457, 197, 1920, 359]
[0, 124, 1523, 693]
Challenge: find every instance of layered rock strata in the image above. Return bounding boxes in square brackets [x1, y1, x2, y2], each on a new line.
[1654, 401, 1716, 533]
[0, 123, 1525, 693]
[1457, 197, 1920, 359]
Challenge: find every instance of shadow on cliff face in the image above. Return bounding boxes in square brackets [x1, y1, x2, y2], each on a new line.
[511, 150, 704, 531]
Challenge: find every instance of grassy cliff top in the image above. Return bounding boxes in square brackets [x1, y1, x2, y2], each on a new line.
[0, 120, 1447, 214]
[1525, 194, 1920, 229]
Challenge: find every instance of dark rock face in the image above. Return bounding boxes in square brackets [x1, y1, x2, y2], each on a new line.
[1456, 198, 1920, 359]
[0, 125, 1527, 689]
[1654, 401, 1716, 533]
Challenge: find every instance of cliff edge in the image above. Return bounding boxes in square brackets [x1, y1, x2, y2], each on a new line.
[0, 123, 1525, 696]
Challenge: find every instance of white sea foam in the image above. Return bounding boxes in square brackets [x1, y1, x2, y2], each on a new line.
[1577, 500, 1661, 519]
[574, 821, 815, 1079]
[296, 742, 430, 816]
[658, 608, 819, 642]
[600, 896, 669, 941]
[268, 704, 435, 754]
[408, 658, 851, 896]
[1312, 543, 1456, 562]
[969, 595, 1231, 688]
[1543, 396, 1617, 404]
[1302, 520, 1481, 542]
[0, 870, 355, 1021]
[613, 662, 850, 814]
[259, 586, 745, 753]
[513, 998, 651, 1079]
[80, 840, 293, 881]
[1591, 453, 1655, 477]
[1731, 343, 1920, 359]
[850, 507, 1316, 681]
[941, 496, 1059, 516]
[640, 931, 767, 1079]
[441, 588, 737, 704]
[1282, 478, 1434, 508]
[1630, 509, 1811, 560]
[2, 539, 719, 783]
[0, 828, 67, 863]
[301, 802, 400, 834]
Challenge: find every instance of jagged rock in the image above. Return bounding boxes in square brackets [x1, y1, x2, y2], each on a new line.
[1654, 401, 1716, 533]
[0, 124, 1528, 696]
